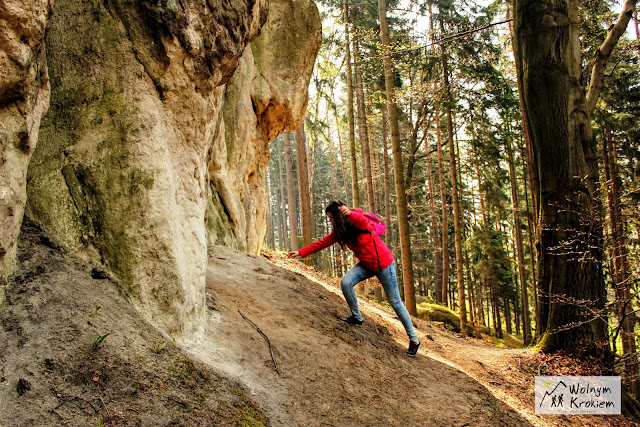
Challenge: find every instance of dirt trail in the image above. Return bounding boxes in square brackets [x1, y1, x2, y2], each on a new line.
[186, 246, 520, 426]
[1, 224, 633, 426]
[186, 246, 632, 426]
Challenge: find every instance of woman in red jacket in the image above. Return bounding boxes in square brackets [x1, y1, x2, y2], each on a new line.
[288, 201, 420, 356]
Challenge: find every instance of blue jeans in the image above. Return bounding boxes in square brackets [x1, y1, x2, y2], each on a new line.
[340, 261, 418, 342]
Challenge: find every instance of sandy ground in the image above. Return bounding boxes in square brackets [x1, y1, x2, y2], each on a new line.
[1, 222, 636, 425]
[0, 221, 269, 426]
[183, 246, 633, 426]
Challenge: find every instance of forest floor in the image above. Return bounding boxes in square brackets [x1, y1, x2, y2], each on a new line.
[1, 221, 637, 426]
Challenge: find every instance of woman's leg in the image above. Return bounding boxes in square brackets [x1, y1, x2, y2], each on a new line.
[376, 261, 419, 342]
[340, 263, 374, 320]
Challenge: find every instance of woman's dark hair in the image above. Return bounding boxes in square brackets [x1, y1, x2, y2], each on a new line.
[325, 200, 365, 248]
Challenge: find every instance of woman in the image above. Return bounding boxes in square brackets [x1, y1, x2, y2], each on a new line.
[288, 201, 421, 356]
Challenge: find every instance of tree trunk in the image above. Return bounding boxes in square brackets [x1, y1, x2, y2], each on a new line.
[514, 0, 611, 359]
[435, 82, 449, 307]
[277, 138, 288, 250]
[464, 235, 475, 323]
[635, 10, 640, 62]
[521, 145, 540, 338]
[504, 297, 513, 335]
[585, 0, 637, 113]
[370, 123, 384, 212]
[368, 122, 380, 210]
[603, 126, 638, 395]
[476, 159, 503, 339]
[343, 0, 359, 208]
[377, 0, 417, 316]
[265, 168, 275, 249]
[353, 38, 375, 212]
[508, 11, 539, 233]
[514, 298, 521, 335]
[506, 135, 532, 344]
[442, 49, 467, 332]
[478, 276, 486, 326]
[426, 148, 443, 304]
[327, 115, 339, 201]
[406, 105, 427, 209]
[381, 104, 392, 247]
[284, 132, 298, 252]
[297, 125, 313, 264]
[331, 87, 351, 205]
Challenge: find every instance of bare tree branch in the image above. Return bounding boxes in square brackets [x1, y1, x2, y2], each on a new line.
[586, 0, 637, 115]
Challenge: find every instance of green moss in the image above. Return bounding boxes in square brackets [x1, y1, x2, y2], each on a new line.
[166, 0, 178, 13]
[206, 197, 229, 245]
[533, 332, 556, 353]
[417, 303, 487, 337]
[417, 303, 462, 332]
[483, 333, 525, 349]
[206, 192, 243, 251]
[233, 389, 268, 426]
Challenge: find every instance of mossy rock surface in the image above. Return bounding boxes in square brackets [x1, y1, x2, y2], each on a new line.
[417, 303, 462, 332]
[417, 303, 484, 338]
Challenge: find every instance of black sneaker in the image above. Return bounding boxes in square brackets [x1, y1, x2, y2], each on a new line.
[406, 339, 420, 356]
[338, 315, 363, 326]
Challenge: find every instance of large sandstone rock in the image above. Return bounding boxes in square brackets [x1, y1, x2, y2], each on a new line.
[26, 0, 268, 337]
[0, 0, 51, 293]
[207, 0, 322, 254]
[23, 0, 320, 337]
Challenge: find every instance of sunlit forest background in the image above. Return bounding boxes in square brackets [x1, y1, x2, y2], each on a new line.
[263, 0, 640, 397]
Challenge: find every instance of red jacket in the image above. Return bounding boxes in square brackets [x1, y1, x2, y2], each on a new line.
[298, 209, 394, 272]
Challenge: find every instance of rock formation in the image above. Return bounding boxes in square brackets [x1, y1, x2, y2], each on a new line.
[206, 0, 322, 254]
[16, 0, 320, 337]
[0, 0, 52, 294]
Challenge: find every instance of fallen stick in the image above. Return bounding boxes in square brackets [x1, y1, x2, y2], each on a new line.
[238, 310, 281, 377]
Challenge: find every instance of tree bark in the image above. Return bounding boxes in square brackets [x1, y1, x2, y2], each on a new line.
[426, 147, 443, 304]
[635, 10, 640, 62]
[377, 0, 417, 316]
[343, 0, 359, 208]
[465, 245, 475, 323]
[585, 0, 637, 114]
[370, 122, 384, 212]
[265, 167, 275, 249]
[508, 8, 539, 233]
[475, 157, 503, 339]
[521, 143, 540, 337]
[506, 135, 532, 344]
[327, 122, 339, 200]
[284, 132, 298, 252]
[406, 105, 428, 209]
[514, 0, 611, 359]
[435, 82, 449, 307]
[277, 138, 288, 250]
[368, 122, 380, 210]
[331, 87, 351, 205]
[442, 49, 467, 331]
[505, 297, 513, 335]
[603, 127, 638, 395]
[297, 125, 313, 264]
[353, 38, 375, 212]
[381, 104, 392, 247]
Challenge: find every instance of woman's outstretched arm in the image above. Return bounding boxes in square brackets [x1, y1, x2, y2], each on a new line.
[292, 232, 338, 258]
